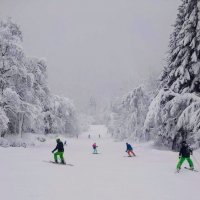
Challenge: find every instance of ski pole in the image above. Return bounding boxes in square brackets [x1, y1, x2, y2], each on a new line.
[192, 154, 200, 169]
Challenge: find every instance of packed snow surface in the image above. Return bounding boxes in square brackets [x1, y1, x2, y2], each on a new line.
[0, 125, 200, 200]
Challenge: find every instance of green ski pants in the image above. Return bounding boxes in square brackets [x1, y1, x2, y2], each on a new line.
[93, 149, 97, 154]
[54, 151, 64, 162]
[177, 157, 194, 169]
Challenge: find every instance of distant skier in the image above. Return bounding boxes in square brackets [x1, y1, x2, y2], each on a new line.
[52, 138, 65, 164]
[126, 143, 136, 157]
[92, 143, 98, 154]
[88, 134, 91, 139]
[99, 134, 101, 138]
[176, 141, 194, 171]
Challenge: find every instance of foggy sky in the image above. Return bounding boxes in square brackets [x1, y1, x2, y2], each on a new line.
[0, 0, 180, 110]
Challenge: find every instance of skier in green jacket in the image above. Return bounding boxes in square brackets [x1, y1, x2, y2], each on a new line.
[176, 141, 194, 172]
[52, 138, 65, 164]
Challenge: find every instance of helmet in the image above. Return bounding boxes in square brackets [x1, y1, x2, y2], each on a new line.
[182, 141, 187, 145]
[56, 138, 60, 142]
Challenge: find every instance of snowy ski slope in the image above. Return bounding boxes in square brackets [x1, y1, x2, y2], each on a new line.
[0, 125, 200, 200]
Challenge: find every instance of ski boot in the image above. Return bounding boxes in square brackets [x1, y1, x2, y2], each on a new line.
[190, 166, 194, 171]
[176, 167, 181, 173]
[61, 160, 66, 165]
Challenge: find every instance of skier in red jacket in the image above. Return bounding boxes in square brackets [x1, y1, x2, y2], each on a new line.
[92, 143, 98, 154]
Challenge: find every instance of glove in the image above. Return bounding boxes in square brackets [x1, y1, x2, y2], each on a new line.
[190, 148, 193, 155]
[52, 151, 54, 154]
[179, 156, 181, 159]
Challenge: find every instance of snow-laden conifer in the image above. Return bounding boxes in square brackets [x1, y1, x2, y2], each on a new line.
[0, 19, 79, 143]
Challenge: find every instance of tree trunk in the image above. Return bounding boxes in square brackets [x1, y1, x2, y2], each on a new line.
[18, 112, 24, 138]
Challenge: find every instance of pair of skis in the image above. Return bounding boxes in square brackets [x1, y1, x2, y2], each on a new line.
[184, 167, 198, 172]
[176, 167, 198, 173]
[43, 160, 74, 166]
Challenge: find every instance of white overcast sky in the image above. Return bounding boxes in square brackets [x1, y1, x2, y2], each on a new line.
[0, 0, 180, 110]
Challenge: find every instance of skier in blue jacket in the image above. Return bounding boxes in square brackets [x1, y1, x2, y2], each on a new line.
[126, 143, 136, 157]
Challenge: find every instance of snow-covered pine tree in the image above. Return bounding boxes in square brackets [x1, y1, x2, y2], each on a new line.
[145, 0, 200, 149]
[0, 19, 80, 143]
[107, 86, 150, 141]
[161, 0, 200, 93]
